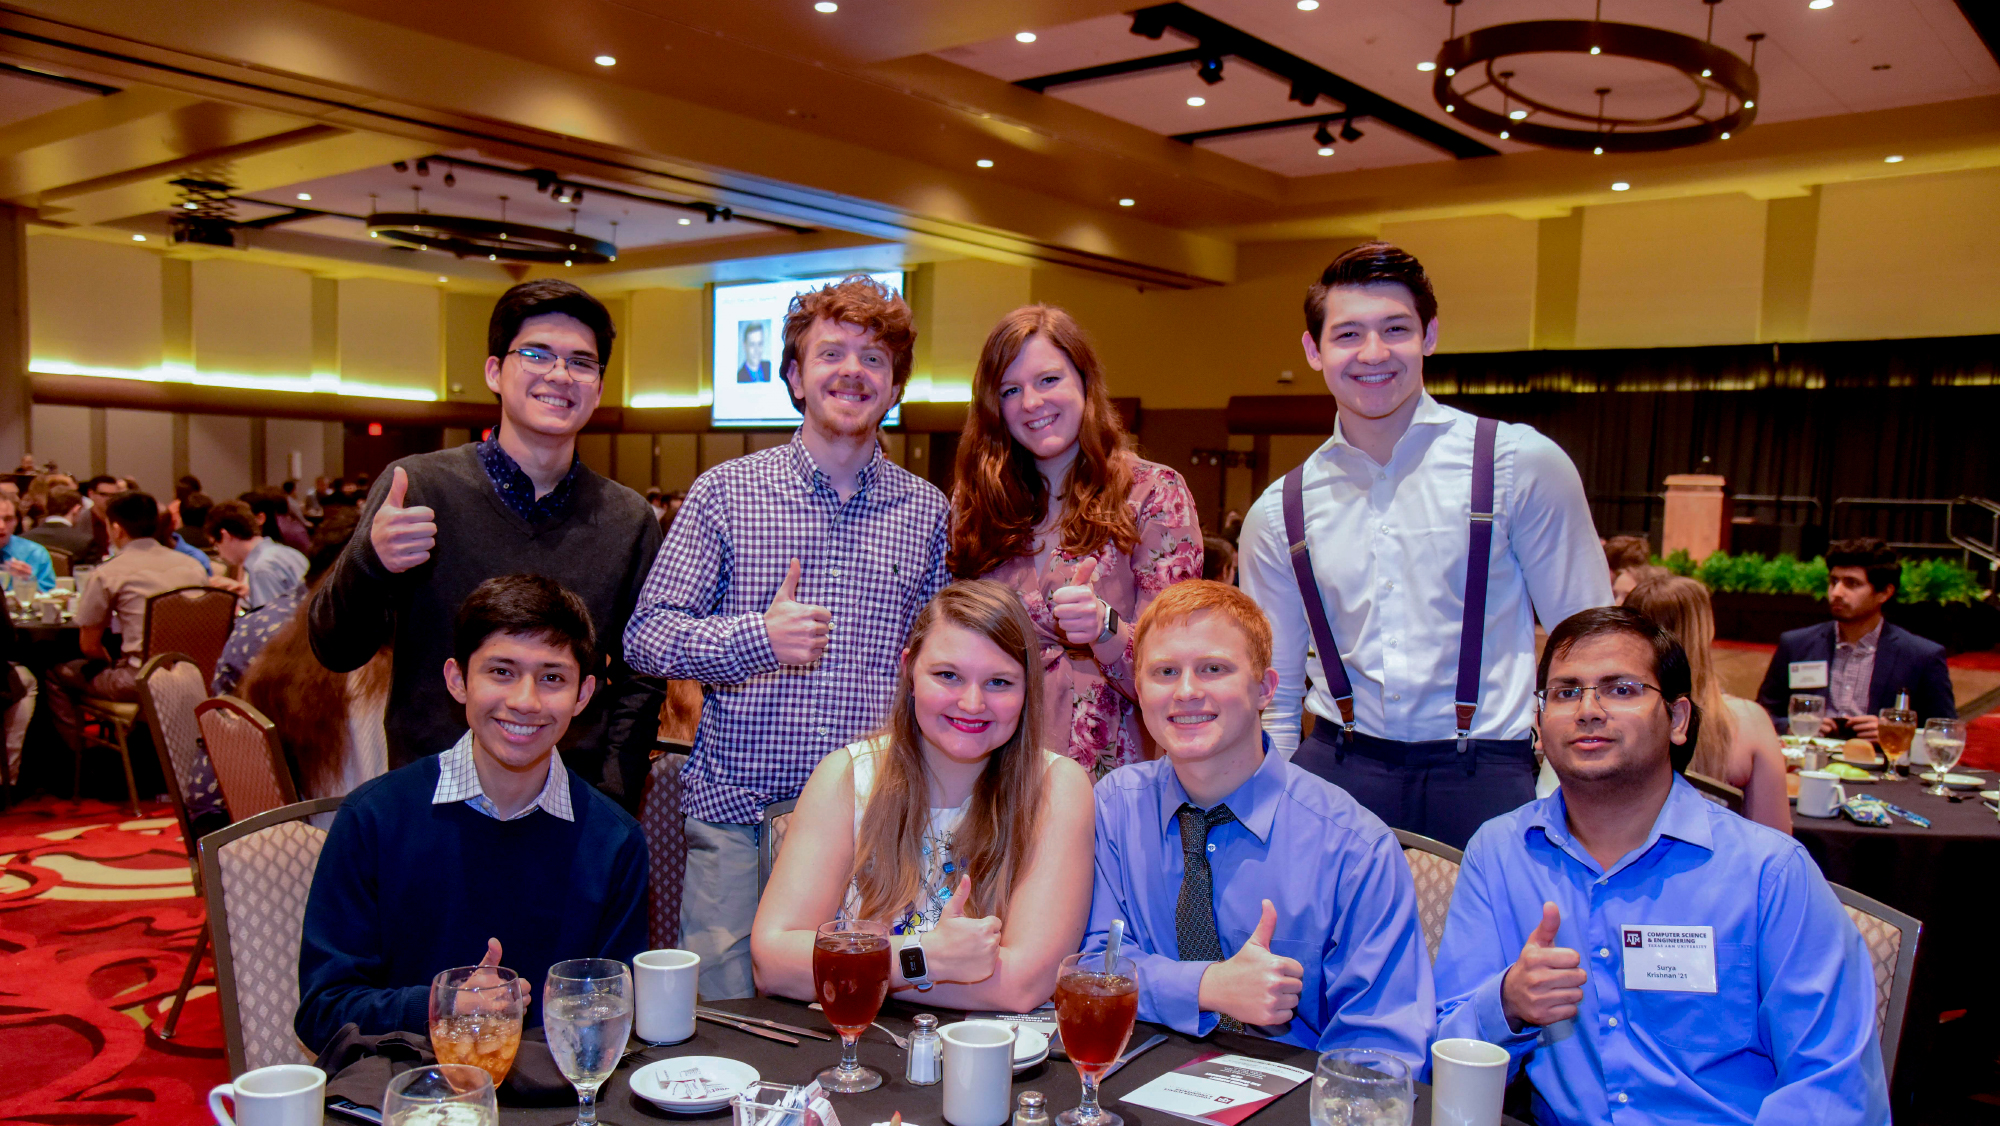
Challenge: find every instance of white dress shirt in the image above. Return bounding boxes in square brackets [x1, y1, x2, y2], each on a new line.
[1240, 394, 1612, 754]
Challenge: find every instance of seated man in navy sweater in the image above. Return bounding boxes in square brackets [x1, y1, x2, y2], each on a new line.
[296, 573, 648, 1052]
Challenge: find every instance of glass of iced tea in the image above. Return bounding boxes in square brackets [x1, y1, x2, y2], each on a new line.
[428, 965, 526, 1087]
[1053, 950, 1141, 1126]
[813, 919, 892, 1093]
[1877, 705, 1917, 776]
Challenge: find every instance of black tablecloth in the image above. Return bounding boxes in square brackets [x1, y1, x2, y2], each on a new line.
[492, 997, 1524, 1126]
[1793, 771, 2000, 1108]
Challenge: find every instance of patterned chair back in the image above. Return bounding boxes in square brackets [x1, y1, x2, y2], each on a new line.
[1831, 882, 1921, 1083]
[1393, 828, 1464, 962]
[199, 797, 344, 1075]
[144, 586, 239, 690]
[198, 696, 298, 820]
[136, 653, 220, 866]
[641, 751, 689, 949]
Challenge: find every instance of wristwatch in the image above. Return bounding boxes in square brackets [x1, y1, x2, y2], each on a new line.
[900, 930, 935, 991]
[1095, 602, 1121, 645]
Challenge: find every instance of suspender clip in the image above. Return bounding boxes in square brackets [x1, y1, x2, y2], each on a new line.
[1336, 695, 1357, 734]
[1469, 511, 1493, 524]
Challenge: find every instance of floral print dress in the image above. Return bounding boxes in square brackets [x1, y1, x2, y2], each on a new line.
[975, 458, 1203, 777]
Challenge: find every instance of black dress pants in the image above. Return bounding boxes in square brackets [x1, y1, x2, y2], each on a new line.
[1292, 723, 1537, 851]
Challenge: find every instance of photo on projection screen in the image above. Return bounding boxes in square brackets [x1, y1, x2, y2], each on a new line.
[711, 272, 905, 428]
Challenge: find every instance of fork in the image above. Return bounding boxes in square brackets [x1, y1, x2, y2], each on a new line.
[807, 1003, 909, 1049]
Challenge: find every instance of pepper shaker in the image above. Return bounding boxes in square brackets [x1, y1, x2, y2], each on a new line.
[906, 1013, 941, 1086]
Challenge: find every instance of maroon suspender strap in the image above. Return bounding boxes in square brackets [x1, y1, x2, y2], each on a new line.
[1455, 417, 1500, 747]
[1283, 416, 1500, 746]
[1282, 464, 1355, 731]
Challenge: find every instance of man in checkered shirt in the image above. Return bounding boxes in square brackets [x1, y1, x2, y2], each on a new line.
[625, 275, 950, 999]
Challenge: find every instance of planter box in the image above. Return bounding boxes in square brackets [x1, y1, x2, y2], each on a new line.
[1708, 591, 2000, 654]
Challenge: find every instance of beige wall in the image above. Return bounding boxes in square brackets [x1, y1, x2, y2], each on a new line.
[626, 287, 705, 406]
[188, 414, 253, 499]
[335, 277, 443, 397]
[27, 237, 162, 374]
[1575, 195, 1767, 349]
[192, 258, 314, 380]
[1808, 167, 2000, 341]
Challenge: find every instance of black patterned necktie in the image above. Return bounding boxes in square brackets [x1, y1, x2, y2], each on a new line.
[1175, 802, 1242, 1032]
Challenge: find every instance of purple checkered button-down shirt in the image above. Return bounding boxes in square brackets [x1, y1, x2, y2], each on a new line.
[624, 430, 951, 824]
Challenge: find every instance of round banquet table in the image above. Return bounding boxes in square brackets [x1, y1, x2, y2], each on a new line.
[486, 996, 1529, 1126]
[1791, 770, 2000, 1110]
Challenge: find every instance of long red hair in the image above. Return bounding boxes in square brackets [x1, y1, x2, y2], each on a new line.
[948, 306, 1136, 579]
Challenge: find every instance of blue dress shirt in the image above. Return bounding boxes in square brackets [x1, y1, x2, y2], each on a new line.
[172, 532, 214, 577]
[1, 535, 56, 593]
[1435, 776, 1889, 1126]
[1082, 739, 1434, 1066]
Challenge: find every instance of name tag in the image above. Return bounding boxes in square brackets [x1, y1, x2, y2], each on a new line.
[1621, 925, 1716, 993]
[1789, 661, 1829, 690]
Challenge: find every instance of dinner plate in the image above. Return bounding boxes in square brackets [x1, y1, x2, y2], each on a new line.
[1980, 790, 2000, 803]
[1012, 1027, 1050, 1072]
[630, 1057, 760, 1113]
[1919, 772, 1984, 789]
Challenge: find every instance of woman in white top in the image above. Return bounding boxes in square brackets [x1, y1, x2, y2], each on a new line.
[751, 580, 1095, 1012]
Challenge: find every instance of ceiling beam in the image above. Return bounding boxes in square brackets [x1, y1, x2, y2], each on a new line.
[1956, 1, 2000, 67]
[1013, 48, 1208, 94]
[1172, 112, 1344, 146]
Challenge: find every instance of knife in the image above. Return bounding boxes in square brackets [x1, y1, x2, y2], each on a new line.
[1100, 1034, 1168, 1081]
[696, 1011, 802, 1044]
[697, 1007, 833, 1041]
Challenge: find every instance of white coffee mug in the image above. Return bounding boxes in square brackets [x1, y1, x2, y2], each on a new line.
[632, 947, 700, 1044]
[1797, 770, 1847, 819]
[940, 1020, 1016, 1126]
[209, 1063, 325, 1126]
[1431, 1038, 1509, 1126]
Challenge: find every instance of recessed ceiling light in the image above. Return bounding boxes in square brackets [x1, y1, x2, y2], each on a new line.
[1118, 198, 1135, 207]
[1317, 146, 1335, 157]
[1297, 0, 1319, 9]
[1593, 146, 1604, 155]
[132, 234, 146, 241]
[678, 217, 692, 224]
[814, 1, 837, 11]
[1884, 154, 1904, 163]
[296, 192, 312, 201]
[182, 202, 197, 210]
[1744, 100, 1754, 108]
[1445, 104, 1455, 113]
[976, 159, 994, 168]
[564, 259, 573, 267]
[1720, 131, 1731, 139]
[1186, 96, 1205, 106]
[1611, 181, 1631, 191]
[1499, 130, 1510, 139]
[1589, 46, 1601, 55]
[594, 55, 616, 66]
[1509, 109, 1527, 120]
[1417, 61, 1436, 72]
[1809, 0, 1832, 8]
[1015, 31, 1036, 43]
[1701, 68, 1712, 77]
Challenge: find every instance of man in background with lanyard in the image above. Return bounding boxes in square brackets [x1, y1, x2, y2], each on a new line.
[1239, 243, 1610, 849]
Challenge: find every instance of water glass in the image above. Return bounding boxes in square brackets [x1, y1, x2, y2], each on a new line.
[1923, 718, 1968, 795]
[544, 959, 634, 1126]
[383, 1064, 496, 1126]
[1787, 694, 1826, 739]
[1311, 1048, 1412, 1126]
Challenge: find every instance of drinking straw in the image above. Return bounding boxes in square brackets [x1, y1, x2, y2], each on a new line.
[1105, 919, 1124, 967]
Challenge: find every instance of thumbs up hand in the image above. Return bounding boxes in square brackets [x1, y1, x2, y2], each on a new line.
[1197, 899, 1306, 1028]
[1051, 557, 1108, 646]
[369, 466, 437, 574]
[763, 559, 832, 666]
[463, 937, 531, 1009]
[914, 875, 1002, 985]
[1500, 902, 1585, 1032]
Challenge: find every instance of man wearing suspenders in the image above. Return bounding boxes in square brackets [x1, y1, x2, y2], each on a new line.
[1239, 243, 1611, 849]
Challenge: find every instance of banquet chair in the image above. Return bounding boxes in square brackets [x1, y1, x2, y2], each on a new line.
[757, 798, 797, 896]
[135, 653, 226, 1038]
[46, 547, 70, 578]
[1685, 771, 1746, 815]
[75, 586, 238, 815]
[641, 749, 689, 948]
[1830, 882, 1921, 1083]
[199, 796, 344, 1076]
[1393, 829, 1463, 961]
[197, 696, 298, 821]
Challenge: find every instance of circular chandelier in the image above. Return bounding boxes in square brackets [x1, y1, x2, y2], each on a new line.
[1432, 3, 1761, 154]
[365, 212, 617, 265]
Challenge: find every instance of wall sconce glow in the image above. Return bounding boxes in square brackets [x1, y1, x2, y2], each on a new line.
[1015, 31, 1036, 43]
[1611, 181, 1631, 191]
[1884, 154, 1904, 163]
[976, 159, 994, 168]
[1417, 61, 1436, 71]
[30, 359, 441, 401]
[594, 55, 616, 66]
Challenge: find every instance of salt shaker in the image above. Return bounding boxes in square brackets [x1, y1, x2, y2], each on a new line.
[905, 1012, 941, 1086]
[1013, 1091, 1050, 1126]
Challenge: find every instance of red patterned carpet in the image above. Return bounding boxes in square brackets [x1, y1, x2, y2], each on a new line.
[0, 797, 226, 1126]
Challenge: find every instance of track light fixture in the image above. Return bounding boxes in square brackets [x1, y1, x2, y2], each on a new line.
[1195, 56, 1225, 85]
[391, 161, 408, 173]
[1313, 121, 1335, 147]
[442, 168, 456, 187]
[415, 158, 430, 176]
[1339, 115, 1363, 142]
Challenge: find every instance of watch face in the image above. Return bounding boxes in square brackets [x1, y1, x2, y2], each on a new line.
[899, 945, 927, 979]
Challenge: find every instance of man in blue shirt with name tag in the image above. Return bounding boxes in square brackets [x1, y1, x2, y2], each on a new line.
[1435, 606, 1888, 1125]
[1083, 580, 1432, 1066]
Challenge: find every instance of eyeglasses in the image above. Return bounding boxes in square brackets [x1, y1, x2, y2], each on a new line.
[506, 346, 603, 383]
[1535, 681, 1666, 713]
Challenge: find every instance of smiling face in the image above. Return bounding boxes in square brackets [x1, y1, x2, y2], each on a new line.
[997, 333, 1087, 465]
[444, 631, 597, 775]
[483, 312, 604, 441]
[905, 620, 1028, 768]
[1538, 631, 1690, 789]
[1138, 609, 1278, 771]
[785, 317, 898, 439]
[1302, 282, 1436, 427]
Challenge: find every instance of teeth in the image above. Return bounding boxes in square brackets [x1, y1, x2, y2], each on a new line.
[1169, 715, 1214, 725]
[533, 394, 572, 407]
[498, 721, 538, 736]
[1027, 416, 1056, 430]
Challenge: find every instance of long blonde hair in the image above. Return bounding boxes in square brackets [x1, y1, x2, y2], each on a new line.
[1624, 575, 1737, 778]
[849, 581, 1048, 922]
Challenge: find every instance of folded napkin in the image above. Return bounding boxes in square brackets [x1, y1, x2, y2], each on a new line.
[313, 1024, 573, 1108]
